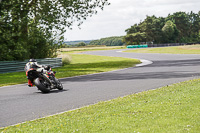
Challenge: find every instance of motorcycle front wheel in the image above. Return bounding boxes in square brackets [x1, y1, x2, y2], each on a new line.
[56, 79, 63, 90]
[34, 78, 51, 93]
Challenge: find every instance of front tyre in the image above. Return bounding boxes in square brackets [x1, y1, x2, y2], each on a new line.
[34, 78, 51, 93]
[56, 79, 63, 90]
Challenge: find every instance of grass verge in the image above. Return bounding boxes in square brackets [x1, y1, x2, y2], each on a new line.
[0, 54, 140, 87]
[1, 79, 200, 132]
[60, 46, 125, 53]
[124, 44, 200, 54]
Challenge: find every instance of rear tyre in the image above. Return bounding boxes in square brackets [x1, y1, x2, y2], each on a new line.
[34, 78, 51, 93]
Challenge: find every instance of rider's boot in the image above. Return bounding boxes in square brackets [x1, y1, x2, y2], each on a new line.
[28, 79, 33, 87]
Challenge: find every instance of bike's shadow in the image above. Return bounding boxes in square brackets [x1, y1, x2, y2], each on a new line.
[35, 89, 69, 94]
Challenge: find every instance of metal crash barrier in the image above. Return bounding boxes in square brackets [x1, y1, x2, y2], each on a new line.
[0, 58, 62, 74]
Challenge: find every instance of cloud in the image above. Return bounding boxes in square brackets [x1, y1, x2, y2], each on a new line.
[64, 0, 200, 41]
[144, 0, 199, 6]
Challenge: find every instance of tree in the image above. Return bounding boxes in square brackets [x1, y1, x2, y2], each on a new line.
[76, 42, 86, 47]
[166, 12, 190, 42]
[125, 16, 165, 44]
[123, 32, 146, 45]
[162, 20, 179, 43]
[0, 0, 110, 61]
[188, 11, 200, 42]
[125, 24, 140, 34]
[139, 16, 165, 43]
[139, 16, 155, 42]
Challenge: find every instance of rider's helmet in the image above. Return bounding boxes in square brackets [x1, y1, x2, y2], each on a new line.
[29, 59, 37, 62]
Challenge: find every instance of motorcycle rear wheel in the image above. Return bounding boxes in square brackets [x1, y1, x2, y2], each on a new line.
[34, 78, 51, 93]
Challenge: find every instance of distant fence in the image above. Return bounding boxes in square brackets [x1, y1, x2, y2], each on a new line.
[0, 58, 62, 74]
[147, 43, 198, 47]
[127, 43, 200, 48]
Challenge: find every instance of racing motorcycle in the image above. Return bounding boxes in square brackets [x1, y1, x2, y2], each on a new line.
[27, 67, 63, 93]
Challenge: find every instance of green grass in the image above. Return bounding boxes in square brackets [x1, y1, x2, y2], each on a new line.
[125, 44, 200, 54]
[55, 54, 140, 78]
[1, 79, 200, 132]
[60, 46, 125, 53]
[0, 54, 140, 87]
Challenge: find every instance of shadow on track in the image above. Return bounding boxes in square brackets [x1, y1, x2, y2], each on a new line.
[35, 89, 68, 94]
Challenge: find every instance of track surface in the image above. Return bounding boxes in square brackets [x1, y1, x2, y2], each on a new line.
[1, 49, 200, 127]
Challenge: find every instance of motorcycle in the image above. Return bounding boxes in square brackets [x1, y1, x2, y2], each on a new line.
[27, 67, 63, 93]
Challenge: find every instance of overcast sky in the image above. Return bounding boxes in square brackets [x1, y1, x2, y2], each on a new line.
[64, 0, 200, 41]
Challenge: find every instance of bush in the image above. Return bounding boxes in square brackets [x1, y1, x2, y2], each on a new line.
[62, 54, 72, 66]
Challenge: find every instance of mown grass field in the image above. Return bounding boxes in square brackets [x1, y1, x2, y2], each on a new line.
[55, 54, 140, 78]
[0, 53, 140, 87]
[1, 79, 200, 132]
[125, 44, 200, 54]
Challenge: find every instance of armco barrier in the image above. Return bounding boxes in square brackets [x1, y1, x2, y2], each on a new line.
[0, 58, 62, 74]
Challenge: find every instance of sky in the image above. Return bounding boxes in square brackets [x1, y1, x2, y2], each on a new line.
[64, 0, 200, 41]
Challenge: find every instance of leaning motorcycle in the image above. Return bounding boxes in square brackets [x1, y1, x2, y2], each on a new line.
[26, 68, 63, 93]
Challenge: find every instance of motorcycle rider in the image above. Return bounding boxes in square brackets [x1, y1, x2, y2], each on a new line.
[25, 59, 50, 87]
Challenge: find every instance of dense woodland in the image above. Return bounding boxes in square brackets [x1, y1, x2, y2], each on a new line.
[124, 11, 200, 45]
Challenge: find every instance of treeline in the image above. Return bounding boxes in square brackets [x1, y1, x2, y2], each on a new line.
[124, 11, 200, 45]
[63, 36, 124, 47]
[64, 40, 92, 45]
[89, 36, 124, 46]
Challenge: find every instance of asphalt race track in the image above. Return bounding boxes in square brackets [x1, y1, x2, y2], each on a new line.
[1, 49, 200, 127]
